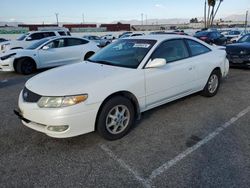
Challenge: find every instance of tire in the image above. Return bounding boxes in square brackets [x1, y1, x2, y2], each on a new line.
[15, 58, 36, 75]
[96, 96, 135, 140]
[84, 52, 95, 60]
[201, 70, 221, 97]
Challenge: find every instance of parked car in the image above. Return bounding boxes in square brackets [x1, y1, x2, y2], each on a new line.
[119, 32, 133, 38]
[101, 34, 116, 40]
[83, 35, 111, 47]
[150, 31, 188, 35]
[0, 38, 8, 43]
[194, 31, 227, 45]
[226, 33, 250, 68]
[15, 35, 229, 140]
[223, 30, 241, 41]
[0, 36, 99, 74]
[112, 33, 144, 42]
[0, 30, 71, 54]
[230, 30, 250, 43]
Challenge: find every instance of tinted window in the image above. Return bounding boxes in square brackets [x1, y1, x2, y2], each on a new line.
[17, 33, 28, 41]
[195, 31, 209, 37]
[58, 31, 66, 36]
[27, 33, 44, 41]
[43, 32, 56, 37]
[186, 39, 211, 56]
[151, 40, 189, 63]
[65, 38, 88, 46]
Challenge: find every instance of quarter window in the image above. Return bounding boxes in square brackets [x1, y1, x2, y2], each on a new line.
[151, 40, 189, 63]
[186, 40, 211, 56]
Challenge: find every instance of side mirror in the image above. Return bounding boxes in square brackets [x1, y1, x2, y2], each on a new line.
[146, 58, 166, 69]
[42, 45, 49, 50]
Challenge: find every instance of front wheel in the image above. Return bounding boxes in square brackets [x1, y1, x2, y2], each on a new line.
[96, 96, 135, 140]
[201, 70, 221, 97]
[15, 58, 36, 75]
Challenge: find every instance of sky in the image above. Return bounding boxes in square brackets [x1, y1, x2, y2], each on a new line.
[1, 0, 249, 23]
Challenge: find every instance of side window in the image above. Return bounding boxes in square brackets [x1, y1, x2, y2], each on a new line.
[27, 33, 43, 41]
[43, 32, 56, 38]
[151, 40, 189, 63]
[58, 31, 66, 36]
[65, 38, 89, 46]
[46, 39, 65, 49]
[186, 39, 211, 56]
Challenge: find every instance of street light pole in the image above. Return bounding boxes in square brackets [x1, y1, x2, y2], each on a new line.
[55, 13, 59, 26]
[245, 10, 248, 31]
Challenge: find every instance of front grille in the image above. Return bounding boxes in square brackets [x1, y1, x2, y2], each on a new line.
[22, 87, 42, 103]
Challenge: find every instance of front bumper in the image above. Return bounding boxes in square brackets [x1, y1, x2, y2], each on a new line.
[227, 54, 250, 68]
[0, 58, 15, 72]
[17, 91, 100, 138]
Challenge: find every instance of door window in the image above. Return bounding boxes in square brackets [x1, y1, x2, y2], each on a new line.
[65, 38, 89, 46]
[46, 39, 65, 49]
[151, 40, 189, 63]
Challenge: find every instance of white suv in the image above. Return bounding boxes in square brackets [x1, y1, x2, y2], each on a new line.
[0, 30, 70, 53]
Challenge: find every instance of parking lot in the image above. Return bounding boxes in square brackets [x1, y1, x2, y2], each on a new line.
[0, 68, 250, 188]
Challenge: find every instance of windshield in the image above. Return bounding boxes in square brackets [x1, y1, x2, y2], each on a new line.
[238, 35, 250, 43]
[88, 39, 157, 69]
[17, 33, 28, 41]
[26, 38, 51, 50]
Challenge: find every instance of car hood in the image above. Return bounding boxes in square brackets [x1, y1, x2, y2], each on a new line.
[25, 62, 133, 96]
[226, 42, 250, 54]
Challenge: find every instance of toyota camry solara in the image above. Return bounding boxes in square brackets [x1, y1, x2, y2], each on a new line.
[15, 35, 229, 140]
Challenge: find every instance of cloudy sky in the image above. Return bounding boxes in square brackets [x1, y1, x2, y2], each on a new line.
[1, 0, 249, 23]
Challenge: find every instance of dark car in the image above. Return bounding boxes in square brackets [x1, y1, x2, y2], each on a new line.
[0, 38, 8, 43]
[194, 31, 227, 45]
[226, 34, 250, 68]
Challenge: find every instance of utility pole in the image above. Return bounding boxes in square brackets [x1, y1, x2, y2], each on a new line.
[204, 0, 207, 28]
[245, 10, 248, 31]
[141, 13, 143, 25]
[145, 14, 148, 25]
[82, 13, 85, 24]
[55, 13, 59, 26]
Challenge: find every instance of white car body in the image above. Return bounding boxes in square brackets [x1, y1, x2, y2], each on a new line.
[0, 36, 100, 72]
[17, 35, 229, 138]
[0, 30, 70, 54]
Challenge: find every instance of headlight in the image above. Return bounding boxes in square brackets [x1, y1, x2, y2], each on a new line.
[1, 43, 10, 51]
[0, 53, 16, 61]
[37, 94, 88, 108]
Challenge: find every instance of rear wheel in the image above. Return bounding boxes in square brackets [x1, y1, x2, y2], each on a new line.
[96, 96, 135, 140]
[201, 70, 221, 97]
[15, 58, 36, 75]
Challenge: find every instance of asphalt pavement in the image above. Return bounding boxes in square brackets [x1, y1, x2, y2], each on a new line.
[0, 68, 250, 188]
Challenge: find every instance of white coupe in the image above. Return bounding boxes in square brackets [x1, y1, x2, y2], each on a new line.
[0, 36, 100, 74]
[15, 35, 229, 140]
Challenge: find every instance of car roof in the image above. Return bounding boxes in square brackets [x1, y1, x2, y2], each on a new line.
[123, 34, 195, 42]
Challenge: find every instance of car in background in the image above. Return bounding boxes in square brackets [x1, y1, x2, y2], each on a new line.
[150, 31, 188, 35]
[194, 31, 227, 46]
[101, 34, 116, 40]
[119, 33, 144, 38]
[0, 38, 8, 43]
[230, 30, 250, 43]
[15, 35, 229, 140]
[223, 30, 241, 41]
[119, 32, 133, 38]
[83, 35, 111, 47]
[0, 36, 100, 74]
[226, 33, 250, 68]
[0, 30, 71, 54]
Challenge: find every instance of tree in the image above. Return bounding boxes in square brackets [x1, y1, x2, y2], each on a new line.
[204, 0, 224, 28]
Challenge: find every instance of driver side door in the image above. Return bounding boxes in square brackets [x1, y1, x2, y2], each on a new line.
[144, 39, 198, 109]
